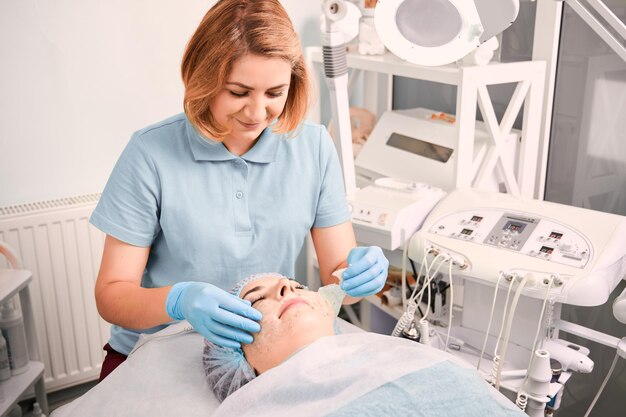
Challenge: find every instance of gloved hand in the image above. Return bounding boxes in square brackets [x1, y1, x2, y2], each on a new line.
[166, 282, 262, 349]
[341, 246, 389, 298]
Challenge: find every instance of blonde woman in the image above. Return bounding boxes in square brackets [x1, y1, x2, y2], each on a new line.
[91, 0, 389, 381]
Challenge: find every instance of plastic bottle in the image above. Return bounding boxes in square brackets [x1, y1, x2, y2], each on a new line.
[32, 402, 46, 417]
[0, 331, 12, 381]
[0, 300, 30, 375]
[358, 0, 385, 55]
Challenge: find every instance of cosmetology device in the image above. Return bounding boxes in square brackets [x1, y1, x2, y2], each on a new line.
[348, 178, 445, 250]
[400, 188, 626, 415]
[408, 188, 626, 306]
[354, 108, 519, 192]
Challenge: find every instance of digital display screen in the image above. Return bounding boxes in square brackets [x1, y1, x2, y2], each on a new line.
[503, 220, 527, 233]
[540, 246, 554, 254]
[386, 133, 454, 163]
[460, 228, 473, 236]
[471, 215, 483, 222]
[549, 232, 563, 240]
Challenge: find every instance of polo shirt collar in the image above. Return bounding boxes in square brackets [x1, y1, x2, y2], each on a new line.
[186, 116, 280, 163]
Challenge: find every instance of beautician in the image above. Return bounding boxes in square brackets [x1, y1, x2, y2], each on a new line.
[90, 0, 389, 381]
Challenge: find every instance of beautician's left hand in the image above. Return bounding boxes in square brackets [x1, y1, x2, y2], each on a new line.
[341, 246, 389, 297]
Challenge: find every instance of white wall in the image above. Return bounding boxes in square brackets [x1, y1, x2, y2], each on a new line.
[0, 0, 322, 207]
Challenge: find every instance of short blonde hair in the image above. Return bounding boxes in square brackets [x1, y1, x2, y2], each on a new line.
[182, 0, 310, 140]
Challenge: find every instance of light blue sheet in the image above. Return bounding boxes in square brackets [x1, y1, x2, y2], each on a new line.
[326, 361, 522, 417]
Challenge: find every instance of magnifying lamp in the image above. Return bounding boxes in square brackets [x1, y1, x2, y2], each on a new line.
[375, 0, 519, 66]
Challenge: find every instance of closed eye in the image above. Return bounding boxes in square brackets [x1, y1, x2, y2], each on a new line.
[228, 90, 285, 98]
[251, 296, 265, 305]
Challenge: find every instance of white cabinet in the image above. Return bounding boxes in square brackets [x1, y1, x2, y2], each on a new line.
[0, 269, 48, 417]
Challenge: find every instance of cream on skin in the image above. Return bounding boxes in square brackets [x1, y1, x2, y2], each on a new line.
[210, 54, 292, 156]
[240, 276, 335, 374]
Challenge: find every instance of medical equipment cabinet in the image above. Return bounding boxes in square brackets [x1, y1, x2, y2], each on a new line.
[0, 269, 48, 417]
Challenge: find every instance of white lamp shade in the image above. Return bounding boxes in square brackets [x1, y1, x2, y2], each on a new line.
[375, 0, 484, 66]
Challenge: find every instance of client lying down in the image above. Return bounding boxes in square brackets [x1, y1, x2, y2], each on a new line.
[203, 273, 524, 417]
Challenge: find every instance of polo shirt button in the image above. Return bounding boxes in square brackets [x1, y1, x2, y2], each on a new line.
[234, 160, 243, 165]
[235, 191, 244, 199]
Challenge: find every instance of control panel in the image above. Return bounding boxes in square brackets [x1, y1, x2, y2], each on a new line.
[428, 209, 591, 269]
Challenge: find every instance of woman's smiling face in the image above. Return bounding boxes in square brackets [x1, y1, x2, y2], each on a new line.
[240, 275, 335, 374]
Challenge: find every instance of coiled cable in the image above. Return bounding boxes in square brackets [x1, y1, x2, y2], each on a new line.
[515, 392, 528, 411]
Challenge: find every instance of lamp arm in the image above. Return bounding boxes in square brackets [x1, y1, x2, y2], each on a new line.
[321, 0, 356, 198]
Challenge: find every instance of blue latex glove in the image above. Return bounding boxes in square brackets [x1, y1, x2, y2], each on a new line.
[166, 282, 262, 349]
[341, 246, 389, 297]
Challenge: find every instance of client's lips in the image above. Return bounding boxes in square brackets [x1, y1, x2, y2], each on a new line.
[278, 297, 310, 318]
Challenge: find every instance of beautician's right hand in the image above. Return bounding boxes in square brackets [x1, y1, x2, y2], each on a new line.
[165, 282, 262, 349]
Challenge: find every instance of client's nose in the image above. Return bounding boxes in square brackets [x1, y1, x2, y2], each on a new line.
[276, 278, 295, 299]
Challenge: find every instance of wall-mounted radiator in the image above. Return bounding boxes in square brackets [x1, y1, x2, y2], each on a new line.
[0, 194, 110, 392]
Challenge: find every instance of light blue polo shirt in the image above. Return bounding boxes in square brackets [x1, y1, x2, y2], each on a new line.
[90, 113, 350, 355]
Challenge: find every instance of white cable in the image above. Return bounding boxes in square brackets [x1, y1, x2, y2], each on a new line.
[409, 247, 431, 310]
[582, 352, 620, 417]
[418, 253, 447, 307]
[409, 249, 433, 303]
[543, 297, 556, 344]
[495, 274, 528, 390]
[491, 276, 516, 386]
[515, 392, 528, 412]
[525, 276, 554, 378]
[401, 235, 410, 309]
[477, 271, 504, 372]
[391, 302, 416, 337]
[394, 243, 426, 338]
[494, 277, 517, 358]
[419, 254, 447, 321]
[444, 259, 454, 352]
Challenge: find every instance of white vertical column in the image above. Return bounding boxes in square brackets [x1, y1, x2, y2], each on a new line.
[532, 0, 565, 199]
[455, 69, 478, 189]
[519, 62, 547, 198]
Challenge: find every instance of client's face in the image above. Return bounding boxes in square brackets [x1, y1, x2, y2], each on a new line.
[240, 276, 335, 374]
